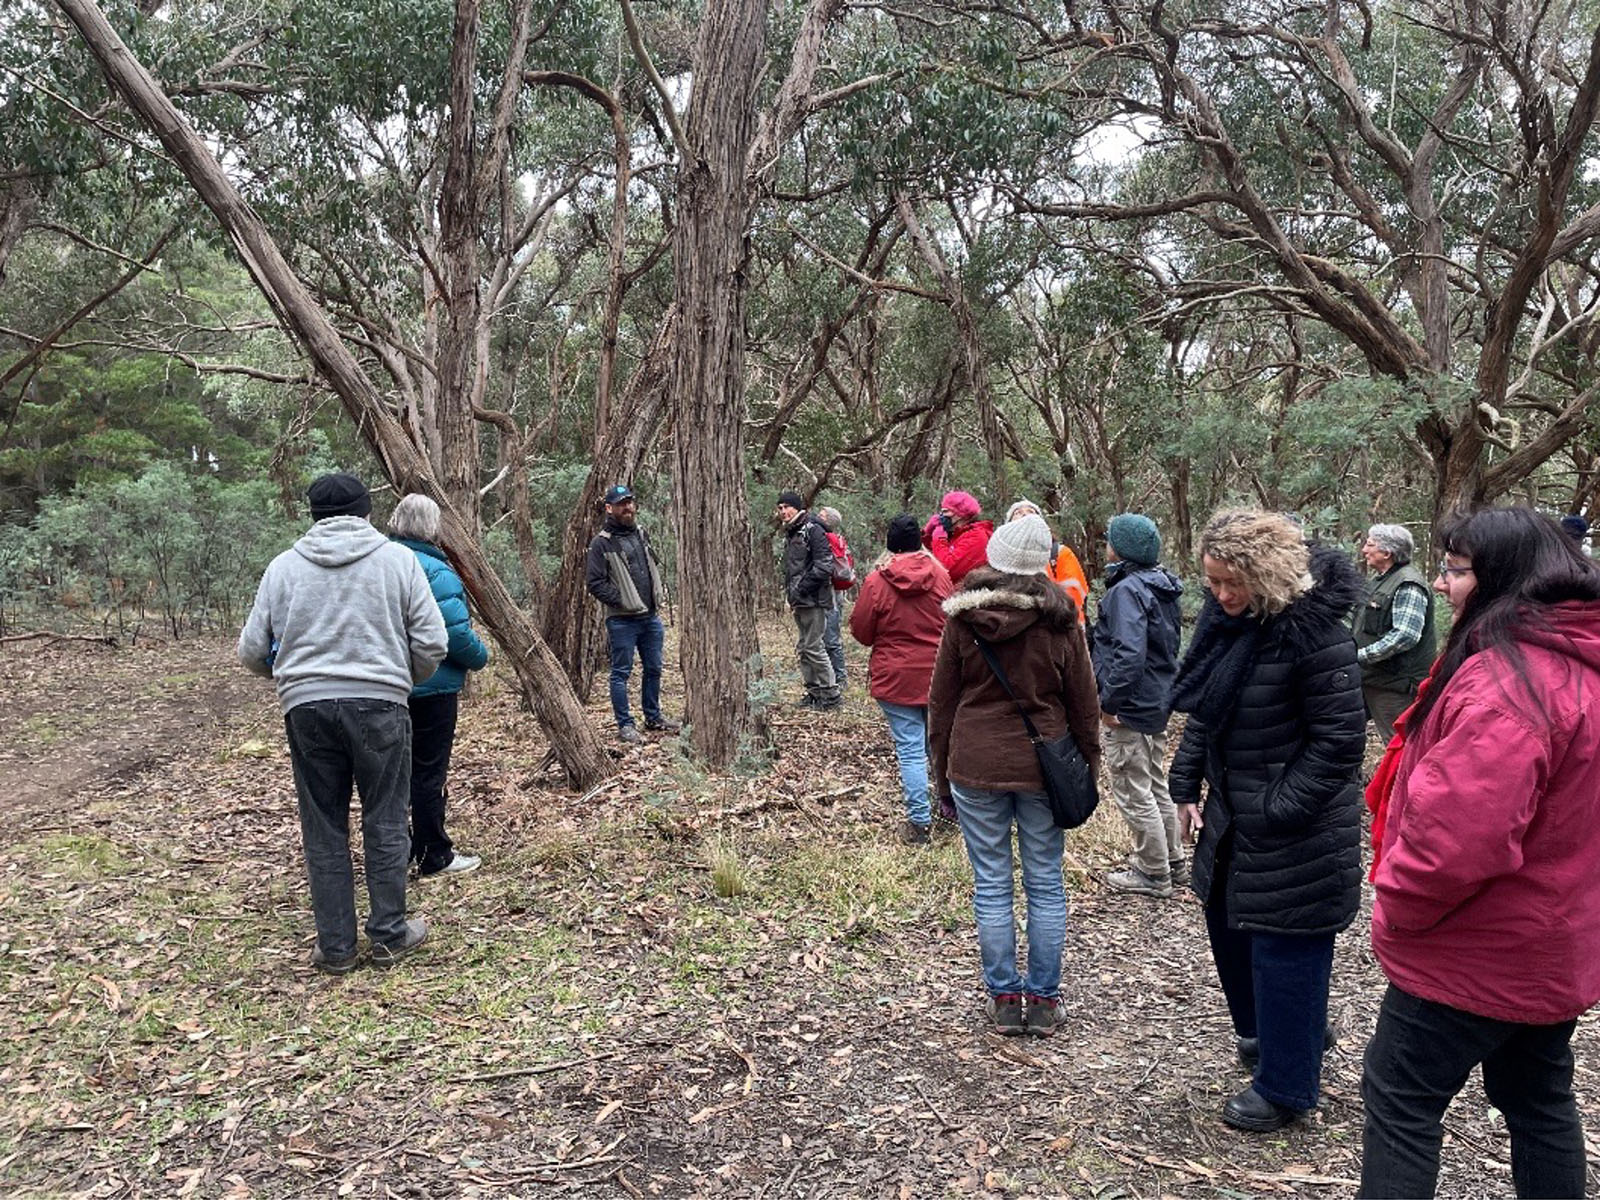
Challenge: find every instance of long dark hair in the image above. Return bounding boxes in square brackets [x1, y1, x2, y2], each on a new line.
[1409, 506, 1600, 729]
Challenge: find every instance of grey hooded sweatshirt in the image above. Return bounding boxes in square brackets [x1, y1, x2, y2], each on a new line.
[239, 516, 448, 714]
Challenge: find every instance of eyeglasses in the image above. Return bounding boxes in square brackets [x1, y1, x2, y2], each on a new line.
[1437, 560, 1474, 578]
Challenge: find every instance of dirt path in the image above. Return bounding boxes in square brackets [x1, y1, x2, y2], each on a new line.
[2, 636, 1596, 1199]
[0, 637, 274, 820]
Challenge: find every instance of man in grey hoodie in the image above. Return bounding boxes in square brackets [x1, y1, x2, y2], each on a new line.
[239, 473, 448, 974]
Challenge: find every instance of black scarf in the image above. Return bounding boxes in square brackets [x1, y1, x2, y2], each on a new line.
[1170, 598, 1263, 730]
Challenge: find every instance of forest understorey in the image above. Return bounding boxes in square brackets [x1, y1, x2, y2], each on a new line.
[2, 631, 1597, 1199]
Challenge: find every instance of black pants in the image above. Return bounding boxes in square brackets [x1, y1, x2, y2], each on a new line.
[1359, 983, 1586, 1199]
[408, 692, 459, 874]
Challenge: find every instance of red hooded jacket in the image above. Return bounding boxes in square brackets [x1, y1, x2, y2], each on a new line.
[923, 518, 994, 584]
[1372, 601, 1600, 1024]
[849, 552, 953, 705]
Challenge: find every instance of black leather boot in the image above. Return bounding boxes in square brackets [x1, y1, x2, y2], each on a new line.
[1222, 1086, 1299, 1132]
[1237, 1022, 1336, 1069]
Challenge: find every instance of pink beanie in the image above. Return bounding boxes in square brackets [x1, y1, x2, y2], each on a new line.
[941, 490, 981, 519]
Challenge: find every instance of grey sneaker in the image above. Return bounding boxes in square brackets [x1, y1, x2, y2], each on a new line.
[984, 993, 1026, 1036]
[1169, 858, 1192, 888]
[1106, 867, 1174, 899]
[311, 942, 360, 975]
[899, 821, 931, 846]
[618, 724, 645, 745]
[1024, 994, 1065, 1037]
[370, 918, 428, 969]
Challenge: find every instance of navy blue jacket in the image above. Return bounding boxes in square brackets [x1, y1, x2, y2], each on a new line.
[1090, 561, 1183, 733]
[393, 538, 491, 697]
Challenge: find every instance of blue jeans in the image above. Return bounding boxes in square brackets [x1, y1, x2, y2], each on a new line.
[876, 701, 930, 826]
[1205, 873, 1336, 1110]
[952, 782, 1066, 998]
[606, 613, 664, 728]
[284, 699, 413, 956]
[823, 602, 846, 687]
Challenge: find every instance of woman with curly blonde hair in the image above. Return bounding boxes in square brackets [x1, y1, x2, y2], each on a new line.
[1168, 510, 1367, 1132]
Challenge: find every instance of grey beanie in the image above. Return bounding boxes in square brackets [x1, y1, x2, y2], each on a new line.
[1107, 513, 1161, 566]
[986, 514, 1053, 576]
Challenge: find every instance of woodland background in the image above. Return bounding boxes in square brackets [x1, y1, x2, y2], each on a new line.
[6, 0, 1600, 774]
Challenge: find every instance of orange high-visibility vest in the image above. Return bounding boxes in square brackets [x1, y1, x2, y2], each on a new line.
[1049, 543, 1090, 625]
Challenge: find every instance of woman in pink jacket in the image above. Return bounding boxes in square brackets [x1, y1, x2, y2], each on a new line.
[1360, 507, 1600, 1199]
[851, 514, 953, 844]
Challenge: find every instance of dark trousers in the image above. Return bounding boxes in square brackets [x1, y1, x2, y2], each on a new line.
[408, 692, 459, 874]
[605, 613, 664, 728]
[1205, 876, 1335, 1110]
[1359, 984, 1586, 1199]
[284, 699, 412, 956]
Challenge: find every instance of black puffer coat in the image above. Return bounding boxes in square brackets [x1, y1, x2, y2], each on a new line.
[1168, 546, 1366, 935]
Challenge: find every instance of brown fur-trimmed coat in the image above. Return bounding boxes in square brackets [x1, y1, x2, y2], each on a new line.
[929, 568, 1101, 794]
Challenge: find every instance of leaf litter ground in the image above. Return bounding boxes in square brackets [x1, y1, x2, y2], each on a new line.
[2, 629, 1596, 1199]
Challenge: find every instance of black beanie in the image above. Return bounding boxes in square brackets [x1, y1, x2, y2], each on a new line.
[886, 513, 921, 554]
[777, 490, 806, 509]
[307, 472, 372, 520]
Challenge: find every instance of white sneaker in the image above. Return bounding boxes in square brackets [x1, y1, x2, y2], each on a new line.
[420, 852, 481, 877]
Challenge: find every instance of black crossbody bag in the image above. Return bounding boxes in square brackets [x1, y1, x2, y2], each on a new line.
[971, 633, 1099, 830]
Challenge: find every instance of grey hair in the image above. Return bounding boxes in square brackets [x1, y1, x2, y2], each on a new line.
[1366, 523, 1414, 565]
[390, 493, 442, 542]
[817, 506, 842, 532]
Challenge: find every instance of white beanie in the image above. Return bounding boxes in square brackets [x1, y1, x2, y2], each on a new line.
[1005, 498, 1042, 524]
[986, 514, 1053, 576]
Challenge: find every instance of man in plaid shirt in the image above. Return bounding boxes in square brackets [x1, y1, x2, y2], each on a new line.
[1354, 523, 1435, 742]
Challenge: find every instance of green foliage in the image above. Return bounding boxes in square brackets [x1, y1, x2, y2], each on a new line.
[11, 463, 297, 638]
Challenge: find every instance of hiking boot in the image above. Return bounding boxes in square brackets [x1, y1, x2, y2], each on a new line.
[1169, 858, 1192, 888]
[984, 993, 1026, 1036]
[370, 918, 428, 969]
[1106, 866, 1174, 899]
[311, 941, 360, 975]
[899, 821, 931, 846]
[419, 852, 480, 878]
[1024, 994, 1065, 1037]
[817, 694, 843, 711]
[1222, 1086, 1300, 1132]
[1237, 1023, 1335, 1070]
[797, 694, 825, 711]
[644, 716, 681, 733]
[618, 724, 645, 745]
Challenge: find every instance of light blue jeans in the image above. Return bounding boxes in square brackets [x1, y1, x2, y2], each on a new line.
[876, 701, 930, 826]
[953, 782, 1066, 999]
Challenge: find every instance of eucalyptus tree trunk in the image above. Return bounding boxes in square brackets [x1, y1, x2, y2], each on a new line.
[668, 0, 767, 766]
[55, 0, 610, 788]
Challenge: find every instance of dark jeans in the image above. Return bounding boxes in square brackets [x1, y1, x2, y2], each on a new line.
[1205, 873, 1335, 1110]
[606, 613, 664, 728]
[284, 699, 412, 956]
[1359, 984, 1586, 1199]
[408, 692, 458, 874]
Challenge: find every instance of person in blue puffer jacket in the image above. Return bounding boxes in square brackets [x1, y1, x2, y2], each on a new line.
[389, 493, 491, 877]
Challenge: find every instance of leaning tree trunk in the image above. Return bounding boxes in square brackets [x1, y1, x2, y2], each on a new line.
[668, 0, 766, 766]
[55, 0, 610, 788]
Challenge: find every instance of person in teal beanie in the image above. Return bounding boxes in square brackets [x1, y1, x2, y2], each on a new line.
[389, 493, 490, 877]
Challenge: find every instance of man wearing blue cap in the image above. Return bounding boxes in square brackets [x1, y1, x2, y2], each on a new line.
[585, 485, 679, 744]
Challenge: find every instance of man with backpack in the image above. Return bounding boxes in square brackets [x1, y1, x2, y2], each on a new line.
[585, 484, 680, 745]
[817, 506, 856, 690]
[776, 490, 841, 710]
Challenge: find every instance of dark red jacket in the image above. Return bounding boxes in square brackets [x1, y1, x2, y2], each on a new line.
[1372, 601, 1600, 1024]
[849, 552, 953, 705]
[923, 519, 994, 584]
